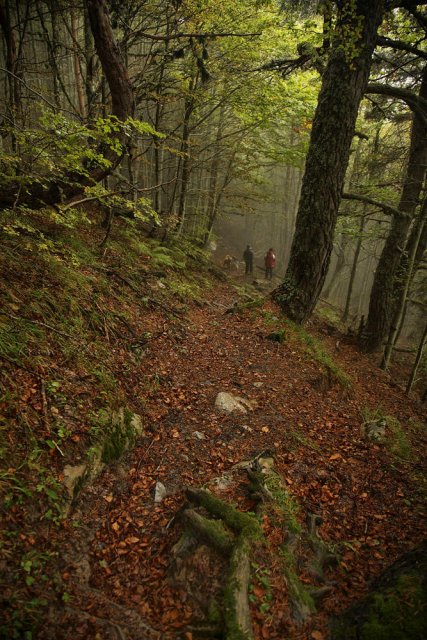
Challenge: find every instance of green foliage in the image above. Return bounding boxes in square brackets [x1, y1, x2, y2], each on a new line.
[0, 111, 162, 192]
[263, 473, 301, 533]
[101, 409, 137, 463]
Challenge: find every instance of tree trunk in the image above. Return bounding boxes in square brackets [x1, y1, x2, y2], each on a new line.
[342, 214, 366, 323]
[362, 65, 427, 352]
[392, 195, 427, 348]
[70, 8, 86, 117]
[176, 89, 196, 235]
[406, 322, 427, 395]
[0, 0, 134, 210]
[0, 0, 21, 152]
[272, 0, 385, 323]
[381, 199, 427, 369]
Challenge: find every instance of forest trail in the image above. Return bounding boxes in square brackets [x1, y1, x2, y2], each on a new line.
[52, 280, 426, 640]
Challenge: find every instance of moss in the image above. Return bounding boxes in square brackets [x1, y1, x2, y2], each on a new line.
[263, 473, 301, 534]
[332, 560, 427, 640]
[285, 320, 352, 390]
[359, 574, 426, 640]
[280, 547, 316, 620]
[223, 536, 252, 640]
[101, 408, 136, 463]
[185, 509, 234, 555]
[386, 416, 412, 461]
[187, 489, 262, 539]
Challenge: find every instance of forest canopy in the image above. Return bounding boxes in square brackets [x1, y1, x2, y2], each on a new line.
[0, 0, 426, 371]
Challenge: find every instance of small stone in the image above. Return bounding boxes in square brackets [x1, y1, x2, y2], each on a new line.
[214, 392, 256, 414]
[253, 382, 264, 388]
[193, 431, 206, 440]
[154, 481, 167, 504]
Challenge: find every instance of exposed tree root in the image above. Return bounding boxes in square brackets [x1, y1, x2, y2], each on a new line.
[183, 487, 260, 639]
[175, 456, 338, 638]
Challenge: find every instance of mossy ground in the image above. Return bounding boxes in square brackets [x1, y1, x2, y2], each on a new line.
[332, 557, 427, 640]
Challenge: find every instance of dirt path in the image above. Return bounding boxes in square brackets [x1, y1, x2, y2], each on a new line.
[55, 283, 426, 640]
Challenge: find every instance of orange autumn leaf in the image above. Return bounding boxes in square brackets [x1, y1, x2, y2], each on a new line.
[252, 585, 265, 599]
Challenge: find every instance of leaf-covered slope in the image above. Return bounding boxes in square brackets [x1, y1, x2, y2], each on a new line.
[0, 210, 425, 639]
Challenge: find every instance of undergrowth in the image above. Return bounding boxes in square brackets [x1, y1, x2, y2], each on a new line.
[0, 206, 214, 637]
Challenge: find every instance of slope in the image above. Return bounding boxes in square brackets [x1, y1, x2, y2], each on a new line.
[0, 209, 425, 640]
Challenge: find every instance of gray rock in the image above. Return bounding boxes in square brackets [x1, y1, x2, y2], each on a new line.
[362, 418, 386, 442]
[214, 392, 256, 414]
[154, 481, 167, 503]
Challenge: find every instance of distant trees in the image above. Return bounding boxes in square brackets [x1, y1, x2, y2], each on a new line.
[363, 64, 427, 353]
[0, 0, 317, 241]
[0, 0, 426, 385]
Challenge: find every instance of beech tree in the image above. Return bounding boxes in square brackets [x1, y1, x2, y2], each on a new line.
[272, 0, 385, 323]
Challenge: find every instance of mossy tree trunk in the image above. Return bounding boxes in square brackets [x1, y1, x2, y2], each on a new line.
[273, 0, 384, 323]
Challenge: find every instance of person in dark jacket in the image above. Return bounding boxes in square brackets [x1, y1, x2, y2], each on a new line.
[264, 248, 276, 280]
[243, 244, 254, 275]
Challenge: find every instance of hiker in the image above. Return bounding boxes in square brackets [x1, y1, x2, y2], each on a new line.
[264, 248, 276, 280]
[243, 244, 254, 275]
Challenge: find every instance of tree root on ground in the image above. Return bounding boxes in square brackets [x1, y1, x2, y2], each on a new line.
[171, 455, 338, 638]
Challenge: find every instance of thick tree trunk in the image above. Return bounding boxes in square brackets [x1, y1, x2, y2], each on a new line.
[272, 0, 384, 323]
[0, 0, 134, 210]
[362, 65, 427, 352]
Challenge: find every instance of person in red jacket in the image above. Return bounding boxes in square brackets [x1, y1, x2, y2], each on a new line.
[264, 248, 276, 280]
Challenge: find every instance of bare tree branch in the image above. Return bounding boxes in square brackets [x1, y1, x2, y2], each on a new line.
[341, 191, 411, 218]
[376, 35, 427, 60]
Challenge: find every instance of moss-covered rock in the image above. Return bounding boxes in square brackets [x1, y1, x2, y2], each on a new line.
[331, 543, 427, 640]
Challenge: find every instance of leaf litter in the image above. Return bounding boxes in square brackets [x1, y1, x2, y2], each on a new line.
[2, 276, 426, 639]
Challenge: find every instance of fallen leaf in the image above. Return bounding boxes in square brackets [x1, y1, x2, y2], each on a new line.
[252, 585, 265, 598]
[311, 631, 324, 640]
[104, 495, 113, 503]
[329, 453, 341, 460]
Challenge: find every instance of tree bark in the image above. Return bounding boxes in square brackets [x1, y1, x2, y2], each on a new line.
[362, 65, 427, 352]
[0, 0, 21, 151]
[272, 0, 385, 323]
